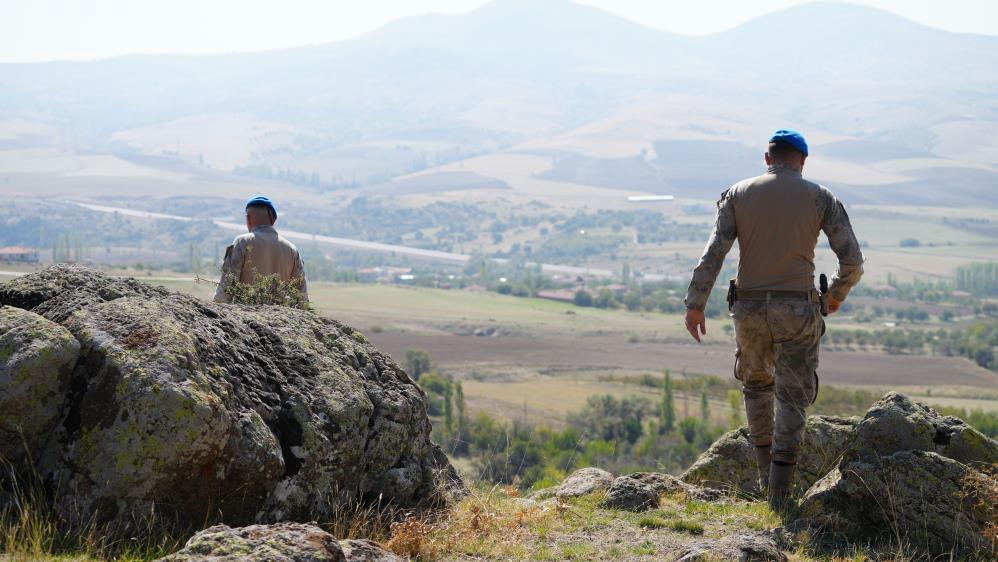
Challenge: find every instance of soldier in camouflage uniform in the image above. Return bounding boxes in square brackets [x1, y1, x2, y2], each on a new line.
[214, 195, 309, 305]
[683, 130, 864, 510]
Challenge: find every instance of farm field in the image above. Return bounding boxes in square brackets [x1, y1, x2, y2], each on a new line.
[5, 266, 993, 419]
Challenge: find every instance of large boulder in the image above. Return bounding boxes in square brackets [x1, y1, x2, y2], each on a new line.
[797, 450, 994, 557]
[0, 266, 462, 528]
[156, 522, 403, 561]
[681, 416, 858, 494]
[847, 391, 998, 465]
[0, 306, 79, 469]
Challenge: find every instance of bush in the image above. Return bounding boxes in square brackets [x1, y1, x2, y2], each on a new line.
[405, 349, 432, 380]
[573, 290, 593, 307]
[222, 272, 308, 309]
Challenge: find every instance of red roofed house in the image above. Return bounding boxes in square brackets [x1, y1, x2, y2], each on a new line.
[0, 246, 39, 263]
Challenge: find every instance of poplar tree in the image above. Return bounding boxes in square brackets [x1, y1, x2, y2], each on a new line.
[660, 369, 675, 434]
[700, 382, 710, 427]
[444, 380, 454, 434]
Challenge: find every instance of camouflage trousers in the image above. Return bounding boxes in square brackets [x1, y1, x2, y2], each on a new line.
[731, 299, 824, 464]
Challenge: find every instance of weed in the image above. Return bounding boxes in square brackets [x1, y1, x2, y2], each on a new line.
[631, 539, 657, 555]
[667, 518, 705, 535]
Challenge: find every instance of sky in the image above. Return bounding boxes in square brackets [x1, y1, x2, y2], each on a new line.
[2, 0, 997, 63]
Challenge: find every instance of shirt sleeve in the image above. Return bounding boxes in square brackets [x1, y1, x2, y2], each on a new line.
[213, 241, 244, 303]
[684, 189, 737, 310]
[818, 187, 865, 301]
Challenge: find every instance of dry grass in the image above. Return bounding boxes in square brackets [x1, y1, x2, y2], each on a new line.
[962, 463, 998, 559]
[0, 468, 184, 561]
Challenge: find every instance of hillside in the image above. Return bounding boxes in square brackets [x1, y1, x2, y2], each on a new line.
[2, 0, 998, 205]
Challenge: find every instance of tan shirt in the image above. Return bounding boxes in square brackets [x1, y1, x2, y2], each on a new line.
[684, 165, 864, 310]
[214, 225, 309, 303]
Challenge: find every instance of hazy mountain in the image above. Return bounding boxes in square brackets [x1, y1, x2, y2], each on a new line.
[2, 0, 997, 203]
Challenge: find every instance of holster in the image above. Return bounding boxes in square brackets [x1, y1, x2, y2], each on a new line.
[818, 274, 829, 317]
[727, 279, 736, 312]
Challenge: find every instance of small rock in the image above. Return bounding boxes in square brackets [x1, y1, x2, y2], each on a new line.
[339, 539, 405, 561]
[556, 467, 614, 498]
[601, 474, 661, 511]
[525, 486, 558, 501]
[158, 524, 402, 562]
[675, 532, 787, 562]
[157, 522, 345, 561]
[601, 472, 723, 511]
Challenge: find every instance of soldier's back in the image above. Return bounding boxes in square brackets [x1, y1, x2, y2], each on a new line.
[729, 170, 824, 293]
[234, 225, 302, 285]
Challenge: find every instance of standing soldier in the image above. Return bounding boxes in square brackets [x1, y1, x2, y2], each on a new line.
[214, 195, 309, 305]
[682, 130, 864, 510]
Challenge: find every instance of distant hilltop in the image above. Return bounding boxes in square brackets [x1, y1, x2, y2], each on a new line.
[1, 0, 997, 206]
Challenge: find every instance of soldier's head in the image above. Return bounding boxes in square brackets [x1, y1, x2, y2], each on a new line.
[245, 195, 277, 231]
[765, 129, 808, 170]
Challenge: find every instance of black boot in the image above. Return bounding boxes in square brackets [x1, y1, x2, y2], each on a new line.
[768, 461, 796, 512]
[754, 445, 772, 491]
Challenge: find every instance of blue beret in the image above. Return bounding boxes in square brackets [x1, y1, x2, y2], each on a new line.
[769, 129, 808, 157]
[245, 195, 277, 219]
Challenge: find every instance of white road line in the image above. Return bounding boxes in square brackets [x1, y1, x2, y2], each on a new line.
[71, 201, 664, 281]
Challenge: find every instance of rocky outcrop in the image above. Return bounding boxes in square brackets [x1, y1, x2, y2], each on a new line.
[0, 266, 462, 529]
[156, 523, 402, 561]
[846, 391, 998, 465]
[674, 532, 787, 562]
[0, 306, 79, 469]
[678, 392, 998, 558]
[556, 467, 613, 498]
[600, 472, 724, 511]
[795, 393, 998, 557]
[798, 450, 994, 556]
[681, 415, 858, 494]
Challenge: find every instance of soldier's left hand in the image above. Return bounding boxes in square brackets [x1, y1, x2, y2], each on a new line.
[827, 295, 842, 314]
[685, 308, 706, 343]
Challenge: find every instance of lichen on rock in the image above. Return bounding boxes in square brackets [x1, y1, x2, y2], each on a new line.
[680, 415, 858, 494]
[797, 450, 994, 556]
[0, 305, 80, 470]
[0, 265, 463, 530]
[156, 522, 403, 561]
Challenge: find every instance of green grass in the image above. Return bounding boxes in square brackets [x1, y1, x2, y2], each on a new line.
[667, 518, 705, 535]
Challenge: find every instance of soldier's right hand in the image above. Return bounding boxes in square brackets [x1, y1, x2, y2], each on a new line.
[685, 308, 706, 343]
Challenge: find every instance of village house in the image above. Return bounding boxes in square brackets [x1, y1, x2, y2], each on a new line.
[0, 246, 40, 263]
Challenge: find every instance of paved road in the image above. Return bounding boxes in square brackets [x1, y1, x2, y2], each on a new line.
[73, 202, 662, 280]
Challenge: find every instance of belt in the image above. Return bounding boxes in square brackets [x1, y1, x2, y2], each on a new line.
[736, 289, 819, 303]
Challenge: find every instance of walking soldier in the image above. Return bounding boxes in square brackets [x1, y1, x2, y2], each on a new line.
[682, 130, 864, 510]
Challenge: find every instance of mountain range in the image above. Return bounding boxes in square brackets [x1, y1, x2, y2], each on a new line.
[2, 0, 997, 206]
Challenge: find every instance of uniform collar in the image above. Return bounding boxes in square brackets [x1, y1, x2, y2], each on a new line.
[767, 164, 803, 176]
[252, 225, 277, 234]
